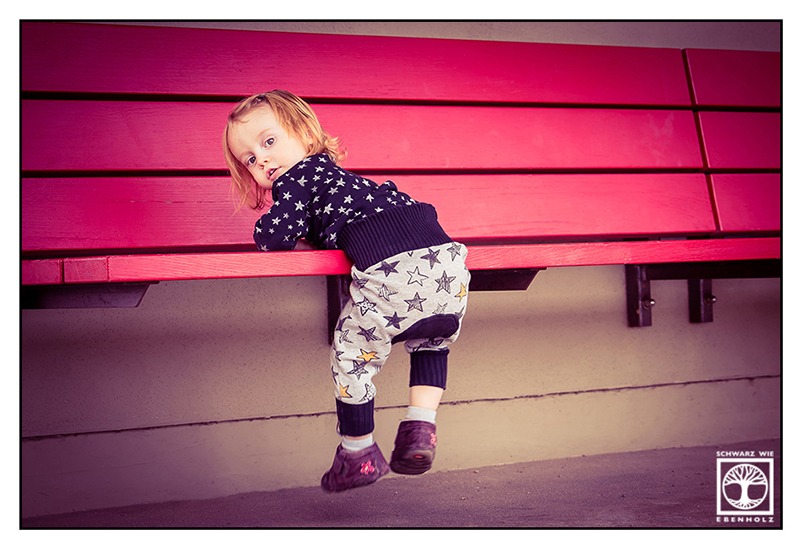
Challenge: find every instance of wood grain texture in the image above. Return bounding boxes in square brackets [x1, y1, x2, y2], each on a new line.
[63, 257, 109, 284]
[698, 112, 780, 170]
[21, 22, 691, 106]
[22, 101, 703, 172]
[22, 174, 715, 254]
[685, 49, 780, 108]
[711, 174, 781, 233]
[21, 259, 63, 285]
[21, 237, 780, 285]
[19, 23, 780, 289]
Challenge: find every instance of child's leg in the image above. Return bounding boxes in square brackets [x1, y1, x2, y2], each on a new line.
[391, 241, 470, 475]
[404, 344, 451, 418]
[341, 432, 374, 450]
[406, 349, 449, 419]
[409, 385, 444, 410]
[389, 346, 450, 475]
[329, 262, 401, 439]
[322, 291, 392, 492]
[405, 386, 443, 424]
[330, 311, 391, 440]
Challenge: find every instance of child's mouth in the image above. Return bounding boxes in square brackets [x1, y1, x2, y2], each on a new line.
[268, 168, 278, 180]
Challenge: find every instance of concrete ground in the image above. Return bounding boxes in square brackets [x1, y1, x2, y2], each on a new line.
[21, 439, 781, 529]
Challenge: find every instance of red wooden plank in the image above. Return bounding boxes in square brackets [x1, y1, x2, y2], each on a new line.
[21, 259, 63, 285]
[22, 101, 702, 172]
[465, 238, 780, 270]
[698, 112, 780, 170]
[109, 249, 352, 281]
[21, 22, 691, 106]
[103, 237, 779, 283]
[22, 174, 715, 254]
[685, 49, 780, 108]
[22, 237, 781, 285]
[408, 174, 715, 239]
[63, 257, 109, 283]
[711, 174, 781, 233]
[323, 106, 703, 171]
[21, 101, 230, 172]
[22, 177, 254, 253]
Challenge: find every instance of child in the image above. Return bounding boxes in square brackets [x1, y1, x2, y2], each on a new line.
[223, 90, 470, 492]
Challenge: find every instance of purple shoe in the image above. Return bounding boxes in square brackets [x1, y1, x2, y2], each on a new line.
[390, 420, 437, 475]
[320, 442, 390, 492]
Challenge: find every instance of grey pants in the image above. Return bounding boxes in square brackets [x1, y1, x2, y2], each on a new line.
[331, 241, 470, 435]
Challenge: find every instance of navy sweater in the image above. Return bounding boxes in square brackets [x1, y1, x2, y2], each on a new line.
[254, 154, 451, 271]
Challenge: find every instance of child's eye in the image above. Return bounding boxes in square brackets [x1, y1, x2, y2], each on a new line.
[264, 137, 275, 147]
[245, 156, 256, 166]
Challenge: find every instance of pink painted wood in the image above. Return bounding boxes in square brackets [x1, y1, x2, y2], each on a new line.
[406, 174, 715, 240]
[685, 49, 781, 108]
[698, 112, 780, 170]
[710, 174, 781, 233]
[19, 22, 780, 289]
[22, 177, 253, 253]
[21, 259, 62, 285]
[21, 22, 691, 106]
[63, 257, 109, 284]
[22, 174, 715, 254]
[21, 101, 703, 172]
[20, 237, 780, 285]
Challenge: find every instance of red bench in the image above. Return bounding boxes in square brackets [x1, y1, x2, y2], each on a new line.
[21, 22, 780, 327]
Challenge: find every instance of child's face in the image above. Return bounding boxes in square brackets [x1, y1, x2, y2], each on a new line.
[227, 106, 311, 191]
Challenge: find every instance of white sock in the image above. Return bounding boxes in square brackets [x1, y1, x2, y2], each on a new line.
[341, 434, 373, 452]
[404, 406, 437, 424]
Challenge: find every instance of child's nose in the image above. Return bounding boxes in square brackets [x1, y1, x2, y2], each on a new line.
[256, 151, 269, 166]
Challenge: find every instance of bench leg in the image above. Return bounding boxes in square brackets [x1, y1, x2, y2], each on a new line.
[626, 260, 778, 327]
[688, 278, 715, 323]
[327, 275, 352, 344]
[625, 265, 654, 327]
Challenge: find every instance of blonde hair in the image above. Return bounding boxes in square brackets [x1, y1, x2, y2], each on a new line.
[222, 90, 344, 210]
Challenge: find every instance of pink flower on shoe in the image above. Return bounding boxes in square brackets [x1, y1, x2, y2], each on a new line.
[360, 460, 376, 475]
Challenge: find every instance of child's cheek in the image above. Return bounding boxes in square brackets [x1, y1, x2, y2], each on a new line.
[249, 168, 265, 186]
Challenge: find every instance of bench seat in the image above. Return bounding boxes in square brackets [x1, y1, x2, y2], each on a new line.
[21, 22, 780, 326]
[22, 237, 779, 285]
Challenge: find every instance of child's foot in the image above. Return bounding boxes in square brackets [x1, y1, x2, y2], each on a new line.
[320, 442, 390, 492]
[390, 420, 437, 475]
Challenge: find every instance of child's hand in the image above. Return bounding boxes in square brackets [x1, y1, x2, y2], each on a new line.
[294, 239, 315, 250]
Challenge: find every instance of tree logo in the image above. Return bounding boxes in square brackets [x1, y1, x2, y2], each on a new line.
[717, 458, 773, 516]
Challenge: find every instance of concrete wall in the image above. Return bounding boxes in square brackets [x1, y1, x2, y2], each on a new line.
[20, 20, 782, 518]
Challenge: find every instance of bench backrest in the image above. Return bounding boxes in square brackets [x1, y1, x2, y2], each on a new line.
[21, 22, 780, 260]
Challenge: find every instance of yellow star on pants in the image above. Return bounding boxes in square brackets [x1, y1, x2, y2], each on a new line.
[357, 349, 378, 363]
[455, 283, 468, 301]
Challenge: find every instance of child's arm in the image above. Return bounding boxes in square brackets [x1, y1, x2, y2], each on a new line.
[293, 239, 315, 250]
[253, 181, 313, 251]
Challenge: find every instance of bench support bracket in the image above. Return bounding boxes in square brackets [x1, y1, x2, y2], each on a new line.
[625, 260, 780, 327]
[21, 282, 156, 309]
